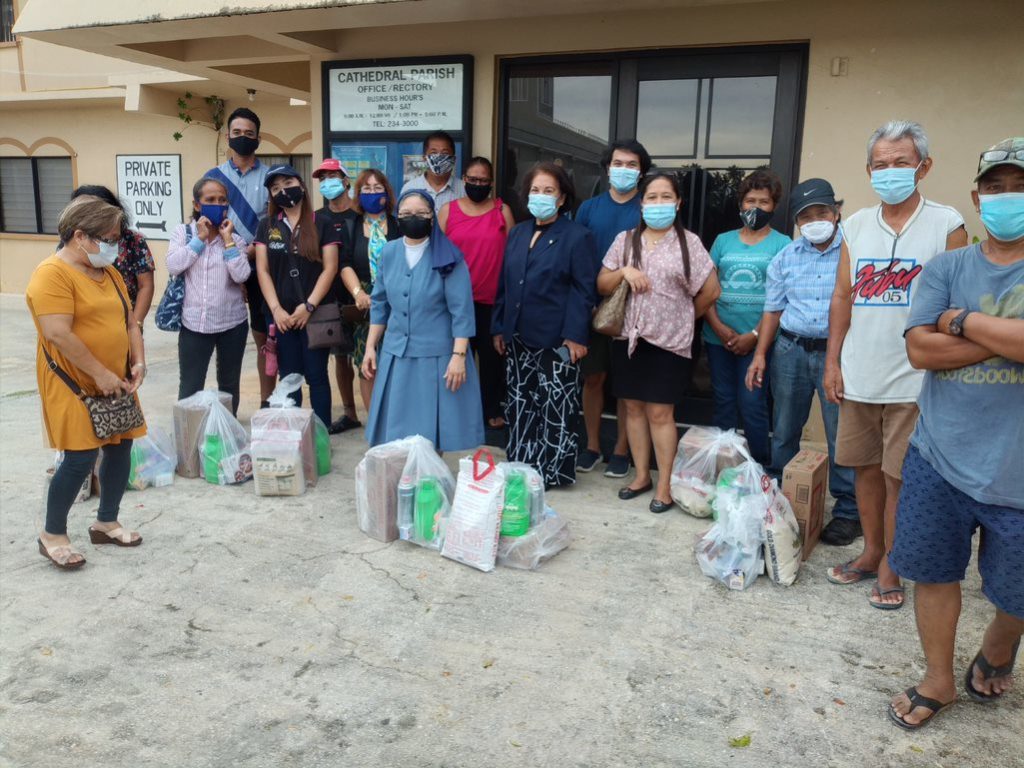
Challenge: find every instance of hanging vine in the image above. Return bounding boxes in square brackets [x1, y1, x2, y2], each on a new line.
[172, 92, 226, 141]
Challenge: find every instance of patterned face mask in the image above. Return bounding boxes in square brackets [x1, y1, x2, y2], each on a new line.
[425, 153, 456, 176]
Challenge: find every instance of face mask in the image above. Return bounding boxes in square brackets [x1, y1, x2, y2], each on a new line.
[360, 192, 387, 215]
[464, 182, 492, 204]
[425, 153, 456, 176]
[800, 220, 836, 244]
[740, 207, 773, 231]
[319, 178, 345, 201]
[528, 194, 559, 220]
[81, 238, 118, 268]
[979, 192, 1024, 242]
[200, 203, 228, 227]
[609, 167, 640, 193]
[398, 215, 433, 240]
[870, 165, 920, 205]
[273, 186, 304, 209]
[642, 203, 677, 230]
[228, 135, 260, 157]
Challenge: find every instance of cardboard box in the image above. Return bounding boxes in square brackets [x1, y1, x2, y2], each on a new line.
[173, 391, 233, 478]
[782, 450, 828, 561]
[354, 441, 414, 542]
[251, 408, 317, 487]
[252, 440, 306, 497]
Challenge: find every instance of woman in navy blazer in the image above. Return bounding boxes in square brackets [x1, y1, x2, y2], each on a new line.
[362, 190, 484, 451]
[492, 162, 598, 487]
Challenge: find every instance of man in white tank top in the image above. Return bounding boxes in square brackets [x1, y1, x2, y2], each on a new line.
[823, 121, 967, 610]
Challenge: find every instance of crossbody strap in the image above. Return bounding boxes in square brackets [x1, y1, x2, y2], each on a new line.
[285, 223, 308, 308]
[42, 267, 132, 398]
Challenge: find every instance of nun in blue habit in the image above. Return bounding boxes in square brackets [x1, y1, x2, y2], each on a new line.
[362, 190, 484, 451]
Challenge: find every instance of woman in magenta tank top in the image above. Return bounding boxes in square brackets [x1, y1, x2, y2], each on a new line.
[438, 157, 516, 429]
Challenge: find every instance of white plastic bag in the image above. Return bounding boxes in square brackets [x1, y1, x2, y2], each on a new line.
[397, 435, 455, 550]
[442, 449, 506, 571]
[671, 428, 750, 517]
[199, 398, 251, 485]
[252, 374, 317, 489]
[128, 426, 177, 490]
[497, 508, 571, 570]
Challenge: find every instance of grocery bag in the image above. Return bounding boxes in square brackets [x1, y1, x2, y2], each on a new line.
[671, 427, 749, 517]
[128, 425, 177, 490]
[397, 435, 455, 550]
[354, 436, 419, 543]
[497, 508, 571, 570]
[251, 374, 317, 490]
[199, 397, 251, 485]
[442, 449, 505, 571]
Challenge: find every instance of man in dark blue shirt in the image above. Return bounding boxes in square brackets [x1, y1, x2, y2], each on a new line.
[575, 139, 651, 477]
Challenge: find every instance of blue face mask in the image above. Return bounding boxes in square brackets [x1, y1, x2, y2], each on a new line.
[642, 203, 677, 230]
[609, 167, 640, 193]
[319, 178, 345, 201]
[528, 194, 559, 221]
[360, 192, 387, 215]
[870, 165, 920, 205]
[200, 203, 228, 227]
[979, 192, 1024, 242]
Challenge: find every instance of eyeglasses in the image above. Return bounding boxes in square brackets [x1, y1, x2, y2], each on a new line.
[981, 149, 1024, 163]
[465, 176, 492, 185]
[397, 213, 432, 220]
[92, 235, 119, 246]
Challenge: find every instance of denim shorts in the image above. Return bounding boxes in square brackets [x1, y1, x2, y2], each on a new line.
[889, 444, 1024, 618]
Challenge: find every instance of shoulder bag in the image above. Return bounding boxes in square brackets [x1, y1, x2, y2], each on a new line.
[156, 222, 193, 331]
[44, 271, 145, 440]
[592, 231, 639, 337]
[286, 236, 346, 351]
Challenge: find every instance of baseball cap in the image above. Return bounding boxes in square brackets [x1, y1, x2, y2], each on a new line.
[263, 164, 302, 188]
[789, 178, 837, 218]
[974, 137, 1024, 182]
[312, 158, 350, 179]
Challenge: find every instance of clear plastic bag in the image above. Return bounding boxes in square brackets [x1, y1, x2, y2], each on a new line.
[497, 508, 571, 570]
[251, 374, 317, 489]
[355, 436, 420, 542]
[128, 426, 177, 490]
[397, 435, 455, 550]
[695, 460, 767, 590]
[198, 398, 251, 485]
[173, 389, 233, 478]
[442, 449, 506, 571]
[671, 427, 750, 518]
[502, 462, 546, 529]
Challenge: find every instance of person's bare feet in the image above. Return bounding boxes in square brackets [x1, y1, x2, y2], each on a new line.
[890, 679, 956, 726]
[970, 639, 1020, 698]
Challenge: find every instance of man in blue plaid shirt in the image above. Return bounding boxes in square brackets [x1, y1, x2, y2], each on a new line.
[745, 178, 859, 544]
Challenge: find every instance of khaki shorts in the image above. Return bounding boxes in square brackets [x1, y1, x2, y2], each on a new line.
[836, 400, 919, 479]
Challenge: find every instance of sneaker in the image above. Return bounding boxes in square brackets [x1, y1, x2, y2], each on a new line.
[604, 454, 630, 478]
[820, 517, 863, 546]
[576, 449, 602, 472]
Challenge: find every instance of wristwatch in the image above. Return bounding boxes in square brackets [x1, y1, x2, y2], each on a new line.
[947, 309, 971, 336]
[304, 300, 316, 313]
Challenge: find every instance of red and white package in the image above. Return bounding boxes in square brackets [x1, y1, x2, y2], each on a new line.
[441, 449, 506, 572]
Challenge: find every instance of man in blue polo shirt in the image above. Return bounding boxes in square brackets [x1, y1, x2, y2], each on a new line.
[207, 107, 272, 405]
[745, 178, 859, 543]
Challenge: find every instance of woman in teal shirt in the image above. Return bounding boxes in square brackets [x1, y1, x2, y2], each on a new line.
[703, 170, 791, 465]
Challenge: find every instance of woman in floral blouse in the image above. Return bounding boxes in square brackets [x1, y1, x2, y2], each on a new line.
[69, 186, 156, 326]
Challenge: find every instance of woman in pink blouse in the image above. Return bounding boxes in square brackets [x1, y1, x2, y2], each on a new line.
[167, 176, 251, 414]
[596, 173, 721, 513]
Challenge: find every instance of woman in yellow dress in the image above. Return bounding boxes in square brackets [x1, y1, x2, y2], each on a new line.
[26, 197, 148, 569]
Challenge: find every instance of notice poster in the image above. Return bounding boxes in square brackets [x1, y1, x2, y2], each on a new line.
[115, 155, 182, 241]
[328, 63, 465, 133]
[330, 145, 388, 179]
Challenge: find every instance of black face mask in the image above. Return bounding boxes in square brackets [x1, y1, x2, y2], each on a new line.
[397, 215, 433, 240]
[464, 182, 492, 204]
[739, 207, 773, 231]
[228, 135, 260, 157]
[273, 186, 304, 209]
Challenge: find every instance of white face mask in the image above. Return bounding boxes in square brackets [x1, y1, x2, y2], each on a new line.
[81, 238, 119, 268]
[800, 220, 835, 244]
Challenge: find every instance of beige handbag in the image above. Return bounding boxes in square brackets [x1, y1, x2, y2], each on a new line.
[592, 280, 629, 337]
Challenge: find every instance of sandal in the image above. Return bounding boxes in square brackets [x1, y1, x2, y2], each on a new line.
[965, 639, 1020, 703]
[88, 526, 143, 547]
[826, 560, 878, 585]
[868, 583, 905, 611]
[888, 687, 955, 731]
[37, 538, 86, 570]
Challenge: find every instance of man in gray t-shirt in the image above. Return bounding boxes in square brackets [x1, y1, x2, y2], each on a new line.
[886, 138, 1024, 732]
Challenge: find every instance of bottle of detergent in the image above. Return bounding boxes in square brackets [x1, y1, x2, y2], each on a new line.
[414, 477, 443, 545]
[500, 471, 530, 537]
[202, 433, 223, 485]
[314, 419, 331, 476]
[397, 474, 416, 540]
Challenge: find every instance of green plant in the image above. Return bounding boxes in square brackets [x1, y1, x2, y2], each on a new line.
[172, 92, 226, 141]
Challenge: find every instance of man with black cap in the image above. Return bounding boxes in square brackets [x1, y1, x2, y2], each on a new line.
[745, 178, 858, 537]
[885, 138, 1023, 730]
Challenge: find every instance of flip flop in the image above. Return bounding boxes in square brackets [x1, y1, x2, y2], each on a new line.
[88, 526, 142, 547]
[826, 560, 878, 585]
[37, 539, 86, 570]
[869, 583, 905, 611]
[965, 639, 1020, 703]
[888, 687, 955, 731]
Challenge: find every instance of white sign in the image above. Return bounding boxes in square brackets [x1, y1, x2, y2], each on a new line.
[116, 155, 182, 241]
[328, 63, 464, 133]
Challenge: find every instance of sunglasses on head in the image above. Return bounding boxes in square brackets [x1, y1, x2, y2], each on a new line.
[981, 149, 1024, 163]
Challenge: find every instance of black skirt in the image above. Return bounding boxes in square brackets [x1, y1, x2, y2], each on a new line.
[611, 338, 691, 404]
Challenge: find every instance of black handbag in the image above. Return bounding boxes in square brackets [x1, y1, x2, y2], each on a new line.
[43, 271, 145, 440]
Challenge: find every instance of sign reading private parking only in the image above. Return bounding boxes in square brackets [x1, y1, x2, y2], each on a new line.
[116, 155, 182, 241]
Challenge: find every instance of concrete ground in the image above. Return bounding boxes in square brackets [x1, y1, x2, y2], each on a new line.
[0, 293, 1019, 768]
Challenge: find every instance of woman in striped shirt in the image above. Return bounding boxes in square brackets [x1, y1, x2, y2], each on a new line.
[167, 176, 251, 415]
